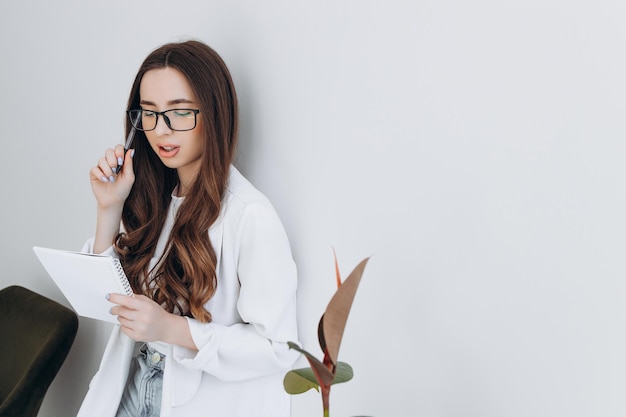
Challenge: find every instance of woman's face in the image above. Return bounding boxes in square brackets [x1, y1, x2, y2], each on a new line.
[139, 67, 204, 193]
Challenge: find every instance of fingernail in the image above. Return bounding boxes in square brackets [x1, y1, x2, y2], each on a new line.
[105, 293, 110, 300]
[101, 176, 109, 182]
[130, 149, 135, 157]
[109, 176, 115, 183]
[118, 156, 124, 166]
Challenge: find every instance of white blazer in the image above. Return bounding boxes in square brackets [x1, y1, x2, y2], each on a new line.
[77, 166, 300, 417]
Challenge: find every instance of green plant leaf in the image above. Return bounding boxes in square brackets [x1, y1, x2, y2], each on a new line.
[283, 361, 354, 395]
[287, 342, 334, 386]
[283, 368, 320, 394]
[333, 361, 354, 385]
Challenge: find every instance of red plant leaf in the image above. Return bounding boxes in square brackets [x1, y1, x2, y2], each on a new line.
[319, 257, 369, 366]
[287, 342, 334, 387]
[333, 248, 342, 288]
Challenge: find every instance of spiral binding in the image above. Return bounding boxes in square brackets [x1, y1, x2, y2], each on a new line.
[112, 258, 133, 296]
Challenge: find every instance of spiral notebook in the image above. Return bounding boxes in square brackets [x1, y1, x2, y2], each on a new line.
[33, 246, 133, 324]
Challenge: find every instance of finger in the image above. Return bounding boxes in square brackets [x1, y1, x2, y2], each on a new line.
[109, 305, 120, 316]
[116, 308, 133, 322]
[97, 148, 118, 181]
[119, 326, 139, 341]
[90, 165, 110, 183]
[104, 148, 120, 175]
[117, 316, 138, 333]
[112, 145, 126, 174]
[114, 144, 126, 157]
[119, 149, 135, 178]
[110, 304, 137, 325]
[107, 293, 135, 307]
[97, 157, 116, 182]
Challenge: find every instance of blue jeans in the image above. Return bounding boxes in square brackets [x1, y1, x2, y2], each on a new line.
[115, 344, 165, 417]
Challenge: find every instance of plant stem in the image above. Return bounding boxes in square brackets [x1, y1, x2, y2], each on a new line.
[322, 385, 330, 417]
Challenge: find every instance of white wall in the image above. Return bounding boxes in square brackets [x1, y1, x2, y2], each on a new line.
[2, 1, 626, 416]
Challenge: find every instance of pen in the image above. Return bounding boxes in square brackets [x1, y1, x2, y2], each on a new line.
[123, 125, 137, 153]
[113, 113, 140, 175]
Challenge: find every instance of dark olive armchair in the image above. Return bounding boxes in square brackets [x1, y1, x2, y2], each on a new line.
[0, 285, 79, 417]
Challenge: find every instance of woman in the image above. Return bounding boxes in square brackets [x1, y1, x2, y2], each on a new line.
[78, 40, 299, 417]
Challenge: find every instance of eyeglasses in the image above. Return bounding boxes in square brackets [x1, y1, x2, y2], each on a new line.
[127, 109, 201, 132]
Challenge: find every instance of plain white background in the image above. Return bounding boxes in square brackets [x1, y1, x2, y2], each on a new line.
[2, 1, 626, 416]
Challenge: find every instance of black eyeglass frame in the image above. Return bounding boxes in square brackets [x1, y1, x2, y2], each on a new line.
[127, 109, 201, 132]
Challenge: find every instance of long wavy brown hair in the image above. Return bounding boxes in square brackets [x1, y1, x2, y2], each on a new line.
[114, 40, 238, 323]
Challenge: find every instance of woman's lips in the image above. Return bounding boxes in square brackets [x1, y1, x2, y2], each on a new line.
[158, 145, 180, 158]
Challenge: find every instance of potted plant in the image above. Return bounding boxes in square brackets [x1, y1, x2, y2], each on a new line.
[283, 252, 371, 417]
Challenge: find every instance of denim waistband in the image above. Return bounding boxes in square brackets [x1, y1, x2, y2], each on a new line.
[139, 343, 166, 370]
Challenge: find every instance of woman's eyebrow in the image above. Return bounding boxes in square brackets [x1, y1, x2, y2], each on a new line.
[139, 98, 195, 106]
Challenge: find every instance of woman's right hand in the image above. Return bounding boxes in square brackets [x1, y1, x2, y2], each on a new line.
[89, 144, 135, 210]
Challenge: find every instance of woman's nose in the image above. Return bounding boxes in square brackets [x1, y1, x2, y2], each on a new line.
[154, 114, 172, 135]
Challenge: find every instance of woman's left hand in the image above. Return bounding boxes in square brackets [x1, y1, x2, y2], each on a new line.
[107, 293, 199, 350]
[107, 293, 176, 343]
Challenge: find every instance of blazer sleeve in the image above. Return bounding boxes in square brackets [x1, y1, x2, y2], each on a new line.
[170, 200, 300, 382]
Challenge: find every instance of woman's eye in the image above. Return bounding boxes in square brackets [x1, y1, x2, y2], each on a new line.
[174, 110, 193, 118]
[142, 111, 157, 118]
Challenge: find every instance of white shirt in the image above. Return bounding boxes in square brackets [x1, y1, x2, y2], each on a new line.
[77, 166, 300, 417]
